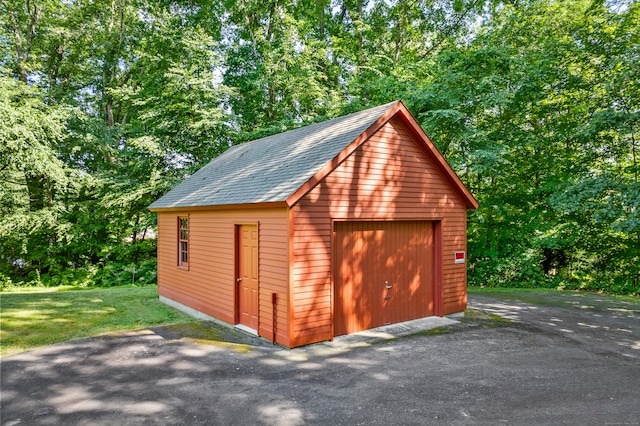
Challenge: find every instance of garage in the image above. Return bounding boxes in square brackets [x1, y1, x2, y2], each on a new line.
[333, 220, 434, 336]
[150, 100, 478, 347]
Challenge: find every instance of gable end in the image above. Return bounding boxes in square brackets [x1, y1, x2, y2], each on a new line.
[286, 101, 479, 210]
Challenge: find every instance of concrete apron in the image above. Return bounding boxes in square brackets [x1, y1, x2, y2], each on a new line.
[326, 315, 459, 349]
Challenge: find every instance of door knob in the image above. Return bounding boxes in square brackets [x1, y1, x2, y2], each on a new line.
[386, 284, 392, 289]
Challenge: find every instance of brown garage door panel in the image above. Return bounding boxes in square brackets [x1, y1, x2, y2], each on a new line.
[334, 221, 434, 336]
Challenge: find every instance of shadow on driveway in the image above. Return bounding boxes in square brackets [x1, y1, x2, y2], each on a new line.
[2, 291, 639, 425]
[469, 291, 640, 360]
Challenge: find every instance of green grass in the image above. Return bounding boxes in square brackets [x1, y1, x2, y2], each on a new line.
[468, 285, 640, 304]
[468, 286, 563, 294]
[4, 285, 637, 357]
[0, 285, 197, 357]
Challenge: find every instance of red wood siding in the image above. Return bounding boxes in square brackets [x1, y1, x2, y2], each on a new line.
[157, 207, 291, 347]
[291, 116, 468, 346]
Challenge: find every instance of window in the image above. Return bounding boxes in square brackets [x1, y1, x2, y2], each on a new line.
[178, 217, 189, 267]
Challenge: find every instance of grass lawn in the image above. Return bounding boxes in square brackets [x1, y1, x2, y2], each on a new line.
[0, 285, 197, 357]
[3, 285, 637, 358]
[467, 285, 640, 303]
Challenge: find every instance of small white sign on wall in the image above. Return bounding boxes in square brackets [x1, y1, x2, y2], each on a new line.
[454, 251, 466, 264]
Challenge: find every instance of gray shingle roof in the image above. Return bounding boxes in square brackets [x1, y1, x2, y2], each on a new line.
[148, 101, 399, 209]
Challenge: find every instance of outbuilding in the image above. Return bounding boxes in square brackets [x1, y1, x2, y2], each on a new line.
[149, 101, 478, 348]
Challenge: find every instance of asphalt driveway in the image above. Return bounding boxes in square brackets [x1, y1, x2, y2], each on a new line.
[1, 291, 639, 425]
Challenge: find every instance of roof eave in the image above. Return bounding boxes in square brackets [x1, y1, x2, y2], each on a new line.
[149, 201, 289, 213]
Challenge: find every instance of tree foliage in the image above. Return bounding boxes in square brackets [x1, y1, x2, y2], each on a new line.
[1, 0, 638, 293]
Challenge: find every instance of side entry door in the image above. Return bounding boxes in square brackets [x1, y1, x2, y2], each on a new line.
[238, 224, 259, 331]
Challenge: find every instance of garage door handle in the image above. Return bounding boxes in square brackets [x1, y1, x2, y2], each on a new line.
[386, 285, 392, 289]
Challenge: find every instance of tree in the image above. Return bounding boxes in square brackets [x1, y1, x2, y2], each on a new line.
[223, 0, 341, 139]
[1, 0, 231, 286]
[0, 71, 73, 280]
[1, 0, 637, 293]
[412, 0, 639, 292]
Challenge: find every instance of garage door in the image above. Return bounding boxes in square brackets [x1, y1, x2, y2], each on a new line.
[333, 221, 434, 336]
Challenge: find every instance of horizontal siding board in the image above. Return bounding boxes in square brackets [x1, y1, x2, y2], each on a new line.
[291, 116, 470, 345]
[296, 194, 461, 209]
[157, 207, 291, 347]
[293, 299, 331, 310]
[292, 265, 334, 275]
[293, 319, 332, 331]
[290, 247, 332, 257]
[294, 287, 331, 298]
[290, 272, 331, 282]
[293, 310, 332, 325]
[292, 258, 331, 269]
[327, 163, 442, 177]
[261, 257, 289, 267]
[260, 263, 289, 273]
[159, 287, 234, 324]
[293, 326, 332, 339]
[298, 255, 331, 268]
[294, 307, 332, 318]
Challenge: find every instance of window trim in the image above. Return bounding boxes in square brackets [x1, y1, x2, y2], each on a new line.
[178, 216, 189, 269]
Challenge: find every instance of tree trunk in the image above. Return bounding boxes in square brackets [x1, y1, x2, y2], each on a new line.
[25, 173, 52, 210]
[356, 0, 364, 67]
[3, 0, 39, 83]
[316, 0, 326, 39]
[394, 2, 406, 65]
